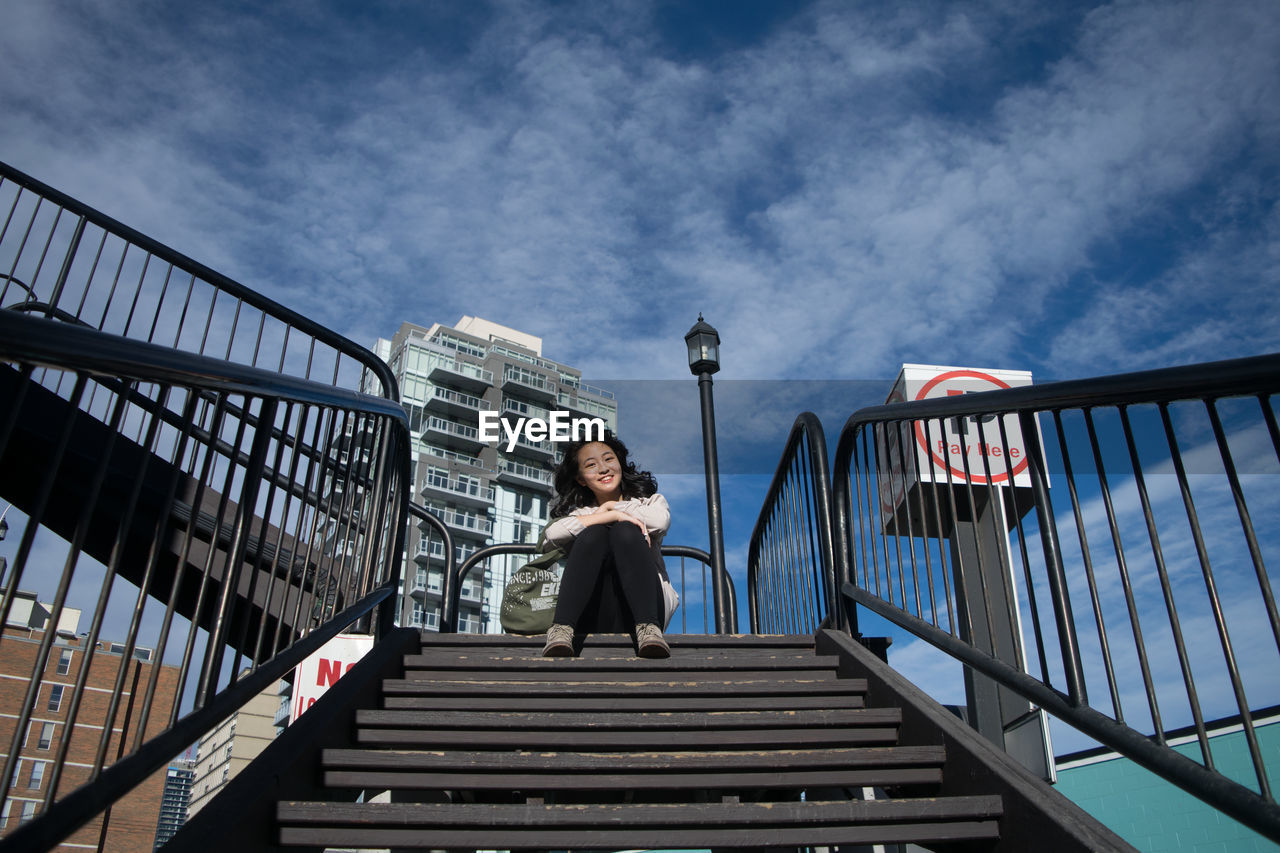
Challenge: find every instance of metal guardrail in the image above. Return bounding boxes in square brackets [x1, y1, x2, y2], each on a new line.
[0, 160, 411, 851]
[747, 412, 840, 635]
[441, 542, 732, 635]
[0, 160, 395, 401]
[0, 312, 411, 852]
[831, 352, 1280, 842]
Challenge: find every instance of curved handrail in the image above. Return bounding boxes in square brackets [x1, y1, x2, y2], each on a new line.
[746, 412, 838, 634]
[407, 502, 457, 631]
[831, 351, 1280, 843]
[0, 159, 400, 402]
[442, 543, 733, 634]
[0, 311, 409, 419]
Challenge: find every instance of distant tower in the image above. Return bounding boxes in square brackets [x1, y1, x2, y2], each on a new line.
[152, 759, 196, 849]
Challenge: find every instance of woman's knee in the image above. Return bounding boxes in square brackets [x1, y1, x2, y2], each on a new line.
[576, 524, 611, 546]
[608, 521, 646, 548]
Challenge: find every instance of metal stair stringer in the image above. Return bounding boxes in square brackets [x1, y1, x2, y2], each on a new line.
[816, 629, 1136, 852]
[160, 627, 423, 853]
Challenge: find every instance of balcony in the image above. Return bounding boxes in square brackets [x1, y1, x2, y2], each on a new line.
[424, 385, 490, 418]
[505, 432, 556, 461]
[420, 471, 495, 509]
[421, 416, 487, 453]
[579, 381, 615, 401]
[459, 580, 484, 603]
[496, 458, 554, 491]
[407, 609, 439, 630]
[433, 507, 494, 539]
[415, 537, 479, 566]
[501, 366, 556, 403]
[556, 391, 617, 425]
[428, 358, 493, 394]
[501, 397, 551, 424]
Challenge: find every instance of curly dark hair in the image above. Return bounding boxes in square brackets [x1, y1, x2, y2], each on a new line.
[549, 431, 658, 517]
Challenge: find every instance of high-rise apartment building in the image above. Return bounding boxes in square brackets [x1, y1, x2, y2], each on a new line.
[152, 758, 195, 849]
[0, 591, 180, 853]
[373, 317, 617, 633]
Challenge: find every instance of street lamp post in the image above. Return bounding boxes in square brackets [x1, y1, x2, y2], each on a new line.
[685, 315, 733, 634]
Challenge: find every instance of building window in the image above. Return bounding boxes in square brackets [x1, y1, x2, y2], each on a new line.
[27, 762, 45, 790]
[225, 745, 232, 761]
[221, 767, 229, 783]
[47, 685, 64, 713]
[56, 649, 73, 675]
[37, 723, 54, 751]
[513, 492, 537, 516]
[20, 801, 36, 824]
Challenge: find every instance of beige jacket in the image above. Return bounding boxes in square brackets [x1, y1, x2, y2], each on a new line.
[541, 493, 671, 578]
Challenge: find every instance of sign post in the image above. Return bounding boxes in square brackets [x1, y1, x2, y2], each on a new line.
[879, 364, 1054, 781]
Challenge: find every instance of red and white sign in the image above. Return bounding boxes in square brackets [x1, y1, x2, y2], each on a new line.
[912, 368, 1032, 487]
[878, 364, 1037, 523]
[289, 633, 374, 724]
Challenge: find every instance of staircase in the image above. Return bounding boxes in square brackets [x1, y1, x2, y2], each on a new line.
[263, 631, 1129, 851]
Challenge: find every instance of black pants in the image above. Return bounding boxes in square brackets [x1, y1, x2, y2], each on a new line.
[553, 523, 662, 631]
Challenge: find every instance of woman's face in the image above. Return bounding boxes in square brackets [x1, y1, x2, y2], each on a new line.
[575, 441, 623, 503]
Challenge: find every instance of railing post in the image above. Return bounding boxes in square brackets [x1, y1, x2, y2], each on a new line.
[831, 431, 858, 636]
[199, 397, 279, 706]
[1018, 409, 1085, 707]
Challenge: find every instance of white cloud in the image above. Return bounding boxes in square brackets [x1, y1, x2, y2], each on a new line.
[5, 0, 1276, 388]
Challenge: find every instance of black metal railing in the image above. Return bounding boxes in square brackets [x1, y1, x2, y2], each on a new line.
[0, 159, 411, 851]
[747, 412, 840, 635]
[831, 353, 1280, 842]
[440, 542, 731, 634]
[0, 160, 395, 400]
[403, 502, 457, 631]
[0, 313, 411, 852]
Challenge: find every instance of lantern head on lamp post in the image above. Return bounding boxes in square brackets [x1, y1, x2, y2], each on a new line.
[685, 314, 721, 376]
[684, 315, 733, 632]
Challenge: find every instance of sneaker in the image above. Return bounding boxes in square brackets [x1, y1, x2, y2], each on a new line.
[542, 624, 575, 657]
[635, 623, 670, 659]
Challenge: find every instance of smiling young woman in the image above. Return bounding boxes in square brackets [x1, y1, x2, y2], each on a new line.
[538, 431, 673, 658]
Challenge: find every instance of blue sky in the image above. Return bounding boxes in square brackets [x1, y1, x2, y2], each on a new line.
[2, 0, 1279, 753]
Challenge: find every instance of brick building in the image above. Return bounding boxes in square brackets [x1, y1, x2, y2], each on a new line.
[0, 591, 181, 852]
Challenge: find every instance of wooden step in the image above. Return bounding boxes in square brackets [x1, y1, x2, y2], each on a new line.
[389, 667, 839, 682]
[355, 706, 898, 730]
[277, 796, 1003, 849]
[380, 692, 865, 711]
[418, 632, 817, 649]
[400, 652, 841, 671]
[412, 642, 826, 659]
[323, 755, 945, 792]
[355, 723, 901, 750]
[381, 675, 867, 696]
[324, 745, 944, 773]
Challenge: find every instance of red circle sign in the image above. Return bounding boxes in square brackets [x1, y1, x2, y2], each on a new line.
[912, 369, 1028, 485]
